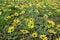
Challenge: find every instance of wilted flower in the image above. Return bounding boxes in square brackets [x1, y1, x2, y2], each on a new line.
[49, 29, 56, 35]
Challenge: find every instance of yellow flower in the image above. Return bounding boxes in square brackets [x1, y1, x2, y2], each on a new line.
[7, 16, 11, 19]
[8, 26, 14, 33]
[8, 9, 12, 11]
[20, 10, 25, 14]
[31, 32, 38, 38]
[3, 9, 7, 12]
[20, 30, 29, 34]
[49, 29, 56, 34]
[29, 18, 34, 21]
[7, 5, 11, 7]
[36, 3, 41, 8]
[47, 20, 55, 26]
[42, 5, 46, 9]
[43, 5, 46, 8]
[12, 0, 14, 1]
[24, 18, 28, 22]
[20, 5, 25, 9]
[15, 5, 20, 8]
[21, 15, 25, 19]
[56, 9, 60, 12]
[45, 25, 51, 28]
[34, 9, 39, 13]
[46, 0, 52, 4]
[53, 6, 57, 9]
[12, 19, 21, 25]
[2, 4, 6, 6]
[43, 14, 48, 18]
[14, 13, 19, 16]
[56, 37, 60, 40]
[56, 25, 60, 30]
[48, 12, 52, 15]
[28, 21, 34, 29]
[25, 4, 29, 8]
[11, 15, 14, 17]
[39, 34, 47, 40]
[18, 0, 24, 2]
[0, 12, 2, 15]
[28, 3, 32, 7]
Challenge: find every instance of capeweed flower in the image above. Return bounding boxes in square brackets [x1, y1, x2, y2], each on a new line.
[47, 20, 55, 26]
[20, 30, 29, 34]
[56, 37, 60, 40]
[12, 19, 21, 25]
[31, 32, 38, 38]
[8, 26, 14, 33]
[56, 25, 60, 30]
[43, 14, 48, 18]
[0, 12, 2, 16]
[28, 21, 34, 29]
[39, 34, 48, 40]
[14, 13, 19, 16]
